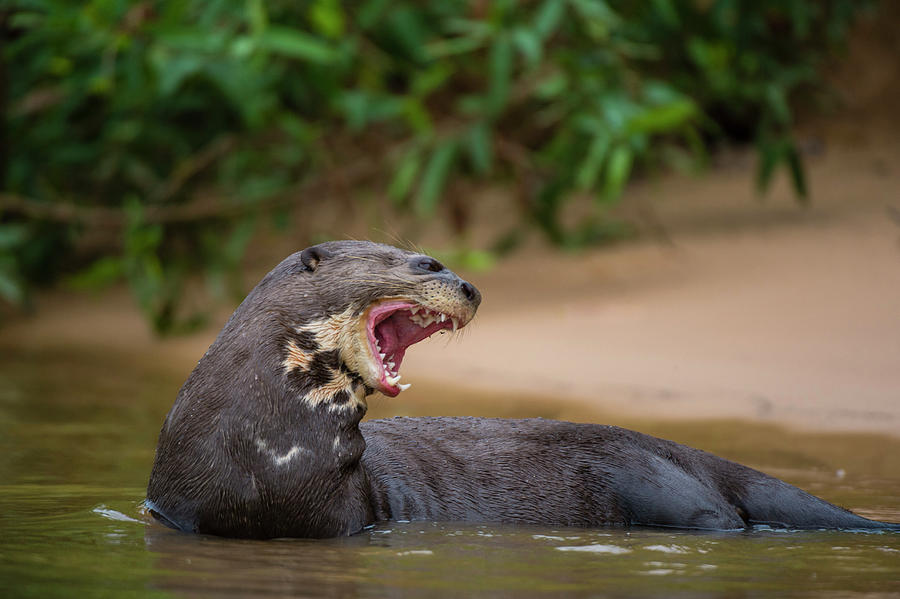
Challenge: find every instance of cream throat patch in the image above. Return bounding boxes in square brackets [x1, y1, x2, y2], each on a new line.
[280, 307, 368, 411]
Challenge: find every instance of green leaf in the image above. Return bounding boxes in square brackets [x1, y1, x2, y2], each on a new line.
[246, 0, 268, 35]
[626, 99, 698, 134]
[756, 137, 807, 200]
[786, 144, 809, 201]
[466, 122, 493, 175]
[512, 27, 542, 67]
[487, 35, 513, 117]
[429, 248, 497, 272]
[533, 0, 565, 39]
[66, 256, 124, 291]
[602, 145, 633, 202]
[0, 224, 30, 250]
[337, 91, 370, 130]
[650, 0, 680, 27]
[458, 249, 496, 271]
[599, 94, 631, 134]
[382, 8, 429, 63]
[535, 71, 567, 99]
[388, 150, 422, 205]
[403, 97, 433, 132]
[426, 35, 485, 59]
[756, 140, 783, 194]
[416, 142, 457, 216]
[358, 0, 390, 28]
[257, 26, 341, 64]
[0, 258, 25, 305]
[309, 0, 346, 38]
[570, 0, 618, 22]
[411, 63, 454, 97]
[230, 35, 256, 59]
[338, 90, 404, 131]
[765, 84, 792, 126]
[576, 134, 610, 190]
[569, 0, 620, 38]
[156, 29, 229, 53]
[149, 49, 204, 96]
[443, 18, 493, 37]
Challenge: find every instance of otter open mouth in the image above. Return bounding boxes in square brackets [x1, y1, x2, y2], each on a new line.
[365, 300, 462, 396]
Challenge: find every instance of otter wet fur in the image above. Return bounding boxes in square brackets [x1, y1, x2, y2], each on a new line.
[146, 241, 899, 538]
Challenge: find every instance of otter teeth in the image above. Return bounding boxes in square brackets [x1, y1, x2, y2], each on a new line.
[409, 308, 456, 329]
[373, 306, 460, 393]
[409, 311, 433, 327]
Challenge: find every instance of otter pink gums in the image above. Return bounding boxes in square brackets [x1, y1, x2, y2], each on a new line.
[146, 241, 899, 538]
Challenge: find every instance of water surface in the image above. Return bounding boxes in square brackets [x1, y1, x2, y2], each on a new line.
[1, 348, 898, 597]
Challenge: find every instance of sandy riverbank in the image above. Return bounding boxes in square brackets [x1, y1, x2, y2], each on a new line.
[3, 139, 899, 436]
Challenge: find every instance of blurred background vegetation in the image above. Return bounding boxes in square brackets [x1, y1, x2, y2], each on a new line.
[0, 0, 876, 332]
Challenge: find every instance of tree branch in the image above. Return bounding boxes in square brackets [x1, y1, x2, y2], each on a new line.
[0, 153, 383, 227]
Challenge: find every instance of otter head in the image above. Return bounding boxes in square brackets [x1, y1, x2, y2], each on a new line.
[264, 241, 481, 405]
[147, 240, 480, 537]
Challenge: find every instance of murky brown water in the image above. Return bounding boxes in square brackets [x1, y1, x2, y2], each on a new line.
[1, 348, 898, 598]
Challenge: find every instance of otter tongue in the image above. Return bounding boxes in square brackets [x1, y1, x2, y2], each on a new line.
[376, 311, 437, 370]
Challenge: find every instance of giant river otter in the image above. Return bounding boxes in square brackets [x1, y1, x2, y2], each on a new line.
[146, 241, 899, 538]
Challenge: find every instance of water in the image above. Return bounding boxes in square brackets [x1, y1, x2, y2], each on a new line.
[1, 348, 898, 597]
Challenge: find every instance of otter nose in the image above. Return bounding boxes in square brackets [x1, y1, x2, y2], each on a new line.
[460, 280, 481, 307]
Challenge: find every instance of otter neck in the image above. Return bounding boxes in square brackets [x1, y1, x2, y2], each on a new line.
[274, 315, 370, 413]
[247, 319, 372, 473]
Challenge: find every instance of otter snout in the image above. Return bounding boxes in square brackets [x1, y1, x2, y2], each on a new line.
[460, 280, 480, 307]
[406, 254, 481, 315]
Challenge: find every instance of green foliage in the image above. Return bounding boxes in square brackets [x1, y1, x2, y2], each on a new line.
[1, 0, 870, 331]
[614, 0, 867, 201]
[0, 224, 30, 304]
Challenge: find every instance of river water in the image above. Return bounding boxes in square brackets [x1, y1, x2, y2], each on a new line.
[1, 348, 898, 597]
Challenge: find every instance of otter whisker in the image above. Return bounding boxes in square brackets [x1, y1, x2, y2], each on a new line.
[341, 276, 404, 283]
[343, 279, 410, 288]
[371, 228, 409, 249]
[344, 255, 383, 263]
[384, 273, 420, 284]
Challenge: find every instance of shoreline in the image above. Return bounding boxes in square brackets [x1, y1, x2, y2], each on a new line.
[3, 145, 899, 437]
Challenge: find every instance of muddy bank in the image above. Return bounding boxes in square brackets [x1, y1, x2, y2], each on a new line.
[404, 143, 900, 435]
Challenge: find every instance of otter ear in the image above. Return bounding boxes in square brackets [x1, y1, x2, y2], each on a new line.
[300, 245, 332, 272]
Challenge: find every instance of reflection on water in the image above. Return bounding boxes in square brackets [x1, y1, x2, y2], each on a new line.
[1, 349, 898, 597]
[141, 520, 900, 598]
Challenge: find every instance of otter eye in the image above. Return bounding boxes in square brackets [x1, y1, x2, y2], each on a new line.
[417, 258, 444, 273]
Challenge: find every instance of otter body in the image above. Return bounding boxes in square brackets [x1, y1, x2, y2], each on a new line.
[363, 417, 889, 530]
[146, 241, 898, 538]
